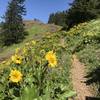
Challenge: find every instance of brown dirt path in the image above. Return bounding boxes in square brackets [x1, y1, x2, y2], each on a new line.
[71, 55, 93, 100]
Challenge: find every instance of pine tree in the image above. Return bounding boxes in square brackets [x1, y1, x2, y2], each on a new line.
[48, 11, 68, 29]
[0, 0, 26, 46]
[48, 13, 55, 24]
[66, 0, 100, 29]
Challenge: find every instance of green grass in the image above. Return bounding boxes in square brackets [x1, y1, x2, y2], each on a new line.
[0, 24, 61, 60]
[0, 18, 100, 97]
[0, 25, 73, 100]
[64, 18, 100, 96]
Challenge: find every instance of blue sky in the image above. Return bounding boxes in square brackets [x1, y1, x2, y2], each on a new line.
[0, 0, 73, 23]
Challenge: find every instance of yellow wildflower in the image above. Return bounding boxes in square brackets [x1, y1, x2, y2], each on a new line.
[32, 40, 36, 45]
[11, 54, 22, 64]
[9, 69, 22, 83]
[23, 47, 27, 54]
[15, 48, 20, 54]
[45, 51, 57, 67]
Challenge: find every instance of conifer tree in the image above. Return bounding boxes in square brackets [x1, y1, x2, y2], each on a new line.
[48, 0, 100, 30]
[1, 0, 26, 46]
[66, 0, 100, 29]
[48, 11, 67, 28]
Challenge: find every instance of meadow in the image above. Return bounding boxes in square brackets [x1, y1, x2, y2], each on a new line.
[0, 19, 100, 99]
[0, 22, 73, 100]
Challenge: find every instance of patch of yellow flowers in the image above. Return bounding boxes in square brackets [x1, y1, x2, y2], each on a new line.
[11, 54, 22, 64]
[45, 51, 57, 67]
[2, 40, 58, 84]
[32, 40, 36, 45]
[9, 69, 22, 83]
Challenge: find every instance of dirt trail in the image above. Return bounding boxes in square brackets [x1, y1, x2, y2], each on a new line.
[71, 55, 92, 100]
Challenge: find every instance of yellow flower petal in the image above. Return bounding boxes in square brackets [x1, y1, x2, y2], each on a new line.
[11, 54, 22, 64]
[15, 48, 20, 54]
[9, 69, 22, 83]
[32, 40, 36, 45]
[45, 51, 57, 67]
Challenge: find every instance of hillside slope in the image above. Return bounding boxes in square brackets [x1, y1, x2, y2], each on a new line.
[65, 19, 100, 97]
[0, 21, 61, 62]
[0, 23, 72, 100]
[0, 19, 100, 99]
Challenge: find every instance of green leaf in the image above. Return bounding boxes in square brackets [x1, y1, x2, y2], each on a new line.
[21, 86, 38, 100]
[59, 91, 77, 100]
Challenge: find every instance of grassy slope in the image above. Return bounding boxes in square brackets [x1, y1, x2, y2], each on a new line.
[65, 19, 100, 96]
[71, 19, 100, 70]
[0, 19, 100, 96]
[0, 23, 73, 99]
[0, 23, 61, 62]
[76, 20, 100, 96]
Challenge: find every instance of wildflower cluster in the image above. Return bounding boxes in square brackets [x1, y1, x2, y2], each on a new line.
[0, 31, 72, 100]
[11, 54, 22, 64]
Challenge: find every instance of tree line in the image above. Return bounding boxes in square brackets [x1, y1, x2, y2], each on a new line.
[0, 0, 27, 46]
[48, 0, 100, 30]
